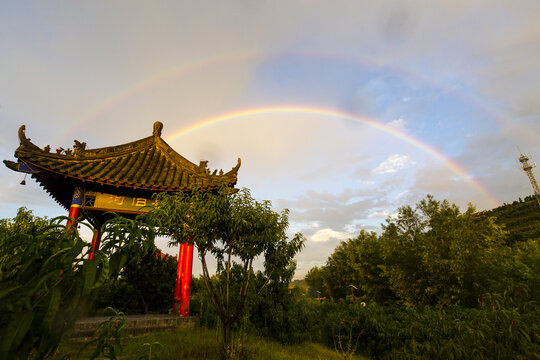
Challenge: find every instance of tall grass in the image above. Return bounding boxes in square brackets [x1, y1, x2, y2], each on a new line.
[59, 326, 366, 360]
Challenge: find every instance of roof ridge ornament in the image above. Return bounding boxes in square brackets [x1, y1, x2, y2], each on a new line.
[153, 121, 163, 137]
[73, 140, 87, 157]
[17, 125, 43, 152]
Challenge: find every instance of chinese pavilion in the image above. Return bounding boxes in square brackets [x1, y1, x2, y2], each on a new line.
[4, 121, 241, 317]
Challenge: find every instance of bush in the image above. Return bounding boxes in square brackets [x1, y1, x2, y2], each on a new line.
[317, 292, 540, 359]
[0, 208, 154, 359]
[94, 248, 177, 315]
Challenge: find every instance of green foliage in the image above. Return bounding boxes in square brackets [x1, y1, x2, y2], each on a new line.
[189, 271, 320, 346]
[99, 214, 156, 279]
[61, 326, 359, 360]
[0, 209, 108, 359]
[482, 196, 540, 244]
[135, 341, 165, 360]
[80, 307, 127, 360]
[0, 206, 49, 235]
[246, 273, 320, 344]
[305, 266, 325, 298]
[8, 192, 538, 358]
[146, 186, 305, 358]
[187, 275, 218, 327]
[388, 290, 540, 359]
[331, 309, 362, 360]
[308, 196, 516, 308]
[305, 195, 540, 359]
[0, 208, 154, 359]
[306, 230, 393, 302]
[95, 248, 177, 314]
[317, 292, 540, 359]
[381, 195, 506, 307]
[511, 239, 540, 300]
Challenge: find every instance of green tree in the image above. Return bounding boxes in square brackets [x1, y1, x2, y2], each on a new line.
[508, 239, 540, 301]
[147, 187, 305, 359]
[380, 195, 505, 307]
[249, 273, 320, 344]
[305, 231, 393, 303]
[305, 266, 326, 298]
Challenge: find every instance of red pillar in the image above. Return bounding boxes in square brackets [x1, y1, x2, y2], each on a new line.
[173, 243, 185, 315]
[180, 243, 194, 317]
[67, 187, 84, 228]
[88, 228, 101, 261]
[173, 242, 194, 317]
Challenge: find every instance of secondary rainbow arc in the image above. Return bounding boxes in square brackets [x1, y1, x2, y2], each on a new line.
[55, 50, 537, 147]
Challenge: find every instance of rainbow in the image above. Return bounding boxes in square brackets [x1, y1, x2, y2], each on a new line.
[164, 106, 501, 207]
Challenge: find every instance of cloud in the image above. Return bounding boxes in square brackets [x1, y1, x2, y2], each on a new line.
[372, 154, 416, 175]
[309, 228, 351, 243]
[278, 188, 381, 231]
[368, 210, 397, 219]
[386, 117, 406, 130]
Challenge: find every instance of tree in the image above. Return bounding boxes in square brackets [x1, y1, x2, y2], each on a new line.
[305, 266, 326, 298]
[0, 208, 154, 359]
[147, 187, 305, 359]
[247, 271, 319, 344]
[305, 231, 394, 303]
[380, 195, 505, 307]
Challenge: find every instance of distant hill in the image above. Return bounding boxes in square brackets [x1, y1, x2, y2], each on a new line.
[478, 195, 540, 243]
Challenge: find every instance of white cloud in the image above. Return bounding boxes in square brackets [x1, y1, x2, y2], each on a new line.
[372, 154, 416, 175]
[310, 228, 350, 243]
[368, 210, 389, 218]
[387, 117, 406, 130]
[368, 210, 398, 219]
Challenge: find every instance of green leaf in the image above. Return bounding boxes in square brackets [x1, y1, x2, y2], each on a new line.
[92, 251, 110, 289]
[42, 286, 61, 332]
[0, 311, 34, 358]
[82, 259, 97, 295]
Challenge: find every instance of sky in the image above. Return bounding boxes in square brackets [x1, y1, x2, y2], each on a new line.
[1, 1, 539, 278]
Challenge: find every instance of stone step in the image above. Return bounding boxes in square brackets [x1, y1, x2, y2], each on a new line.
[71, 314, 198, 341]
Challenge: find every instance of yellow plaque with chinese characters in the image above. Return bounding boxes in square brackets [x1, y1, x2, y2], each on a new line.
[85, 191, 157, 213]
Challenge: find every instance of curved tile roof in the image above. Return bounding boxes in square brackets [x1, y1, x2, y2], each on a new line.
[4, 122, 240, 209]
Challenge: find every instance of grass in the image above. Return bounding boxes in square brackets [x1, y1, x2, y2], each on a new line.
[59, 326, 366, 359]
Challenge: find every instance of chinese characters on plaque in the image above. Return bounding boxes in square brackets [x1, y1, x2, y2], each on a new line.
[85, 191, 157, 213]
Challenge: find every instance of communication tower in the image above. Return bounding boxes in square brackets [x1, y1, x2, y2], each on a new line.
[517, 151, 540, 205]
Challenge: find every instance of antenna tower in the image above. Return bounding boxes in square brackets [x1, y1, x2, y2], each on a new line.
[517, 151, 540, 205]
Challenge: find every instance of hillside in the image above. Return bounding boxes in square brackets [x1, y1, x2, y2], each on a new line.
[480, 195, 540, 243]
